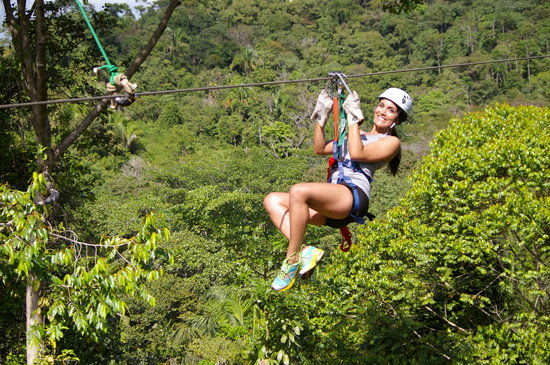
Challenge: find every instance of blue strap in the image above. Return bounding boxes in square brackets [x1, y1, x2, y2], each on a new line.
[332, 139, 339, 160]
[336, 162, 365, 224]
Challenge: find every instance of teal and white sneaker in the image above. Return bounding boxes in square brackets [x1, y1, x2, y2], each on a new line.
[299, 245, 324, 277]
[271, 259, 300, 292]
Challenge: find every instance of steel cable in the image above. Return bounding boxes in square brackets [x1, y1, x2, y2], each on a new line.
[0, 55, 548, 110]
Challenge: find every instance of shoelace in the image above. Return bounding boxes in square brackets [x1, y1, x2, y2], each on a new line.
[277, 261, 298, 278]
[277, 251, 299, 278]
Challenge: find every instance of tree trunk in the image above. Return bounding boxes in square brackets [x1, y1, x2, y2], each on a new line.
[26, 276, 43, 365]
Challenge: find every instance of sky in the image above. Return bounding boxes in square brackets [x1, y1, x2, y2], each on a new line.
[1, 0, 148, 43]
[86, 0, 145, 13]
[0, 1, 147, 22]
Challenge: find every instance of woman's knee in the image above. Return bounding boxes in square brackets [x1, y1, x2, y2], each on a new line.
[264, 192, 285, 212]
[289, 183, 312, 202]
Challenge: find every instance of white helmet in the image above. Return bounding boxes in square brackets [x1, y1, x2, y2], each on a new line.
[379, 88, 412, 115]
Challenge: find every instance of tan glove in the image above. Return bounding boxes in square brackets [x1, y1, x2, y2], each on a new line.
[310, 89, 333, 128]
[343, 91, 364, 127]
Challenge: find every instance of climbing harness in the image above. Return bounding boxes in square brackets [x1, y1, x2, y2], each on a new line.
[326, 72, 375, 252]
[74, 0, 137, 108]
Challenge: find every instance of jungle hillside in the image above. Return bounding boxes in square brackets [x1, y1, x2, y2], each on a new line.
[1, 0, 549, 364]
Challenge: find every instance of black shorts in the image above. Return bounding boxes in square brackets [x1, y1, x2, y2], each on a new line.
[324, 182, 370, 228]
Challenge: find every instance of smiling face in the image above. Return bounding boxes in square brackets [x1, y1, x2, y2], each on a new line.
[373, 98, 400, 132]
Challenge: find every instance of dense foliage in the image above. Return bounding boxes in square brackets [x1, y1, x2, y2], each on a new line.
[0, 173, 170, 363]
[1, 0, 549, 363]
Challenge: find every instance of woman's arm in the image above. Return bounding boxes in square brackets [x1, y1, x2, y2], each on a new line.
[313, 122, 334, 155]
[347, 124, 400, 162]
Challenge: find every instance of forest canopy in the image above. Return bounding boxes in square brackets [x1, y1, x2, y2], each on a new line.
[1, 0, 549, 363]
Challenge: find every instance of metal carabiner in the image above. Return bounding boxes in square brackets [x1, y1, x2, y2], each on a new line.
[328, 71, 353, 95]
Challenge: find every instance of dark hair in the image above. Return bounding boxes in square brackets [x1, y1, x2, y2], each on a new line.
[388, 108, 407, 175]
[397, 109, 408, 124]
[388, 127, 401, 175]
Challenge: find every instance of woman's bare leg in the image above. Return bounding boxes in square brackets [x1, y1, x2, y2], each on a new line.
[263, 192, 324, 240]
[264, 183, 354, 263]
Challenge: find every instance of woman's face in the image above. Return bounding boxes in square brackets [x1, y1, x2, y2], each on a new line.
[373, 98, 400, 130]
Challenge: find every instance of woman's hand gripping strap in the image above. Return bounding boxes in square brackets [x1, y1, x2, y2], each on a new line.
[343, 91, 364, 126]
[310, 90, 333, 128]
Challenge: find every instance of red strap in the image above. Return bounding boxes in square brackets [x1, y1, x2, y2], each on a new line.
[332, 95, 339, 139]
[327, 156, 337, 180]
[340, 226, 352, 252]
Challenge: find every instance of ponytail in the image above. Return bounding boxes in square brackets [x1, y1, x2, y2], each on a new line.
[388, 109, 407, 175]
[388, 127, 401, 175]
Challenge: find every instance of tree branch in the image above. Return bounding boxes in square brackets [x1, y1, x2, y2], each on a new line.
[3, 0, 16, 39]
[35, 0, 47, 102]
[50, 232, 133, 248]
[126, 0, 181, 78]
[10, 0, 34, 95]
[424, 306, 468, 333]
[54, 100, 110, 161]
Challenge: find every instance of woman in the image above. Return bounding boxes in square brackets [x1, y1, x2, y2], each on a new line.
[264, 87, 412, 291]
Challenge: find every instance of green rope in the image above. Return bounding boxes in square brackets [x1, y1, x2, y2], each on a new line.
[337, 92, 347, 151]
[74, 0, 118, 83]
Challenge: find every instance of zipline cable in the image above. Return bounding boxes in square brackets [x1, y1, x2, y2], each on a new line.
[1, 55, 549, 110]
